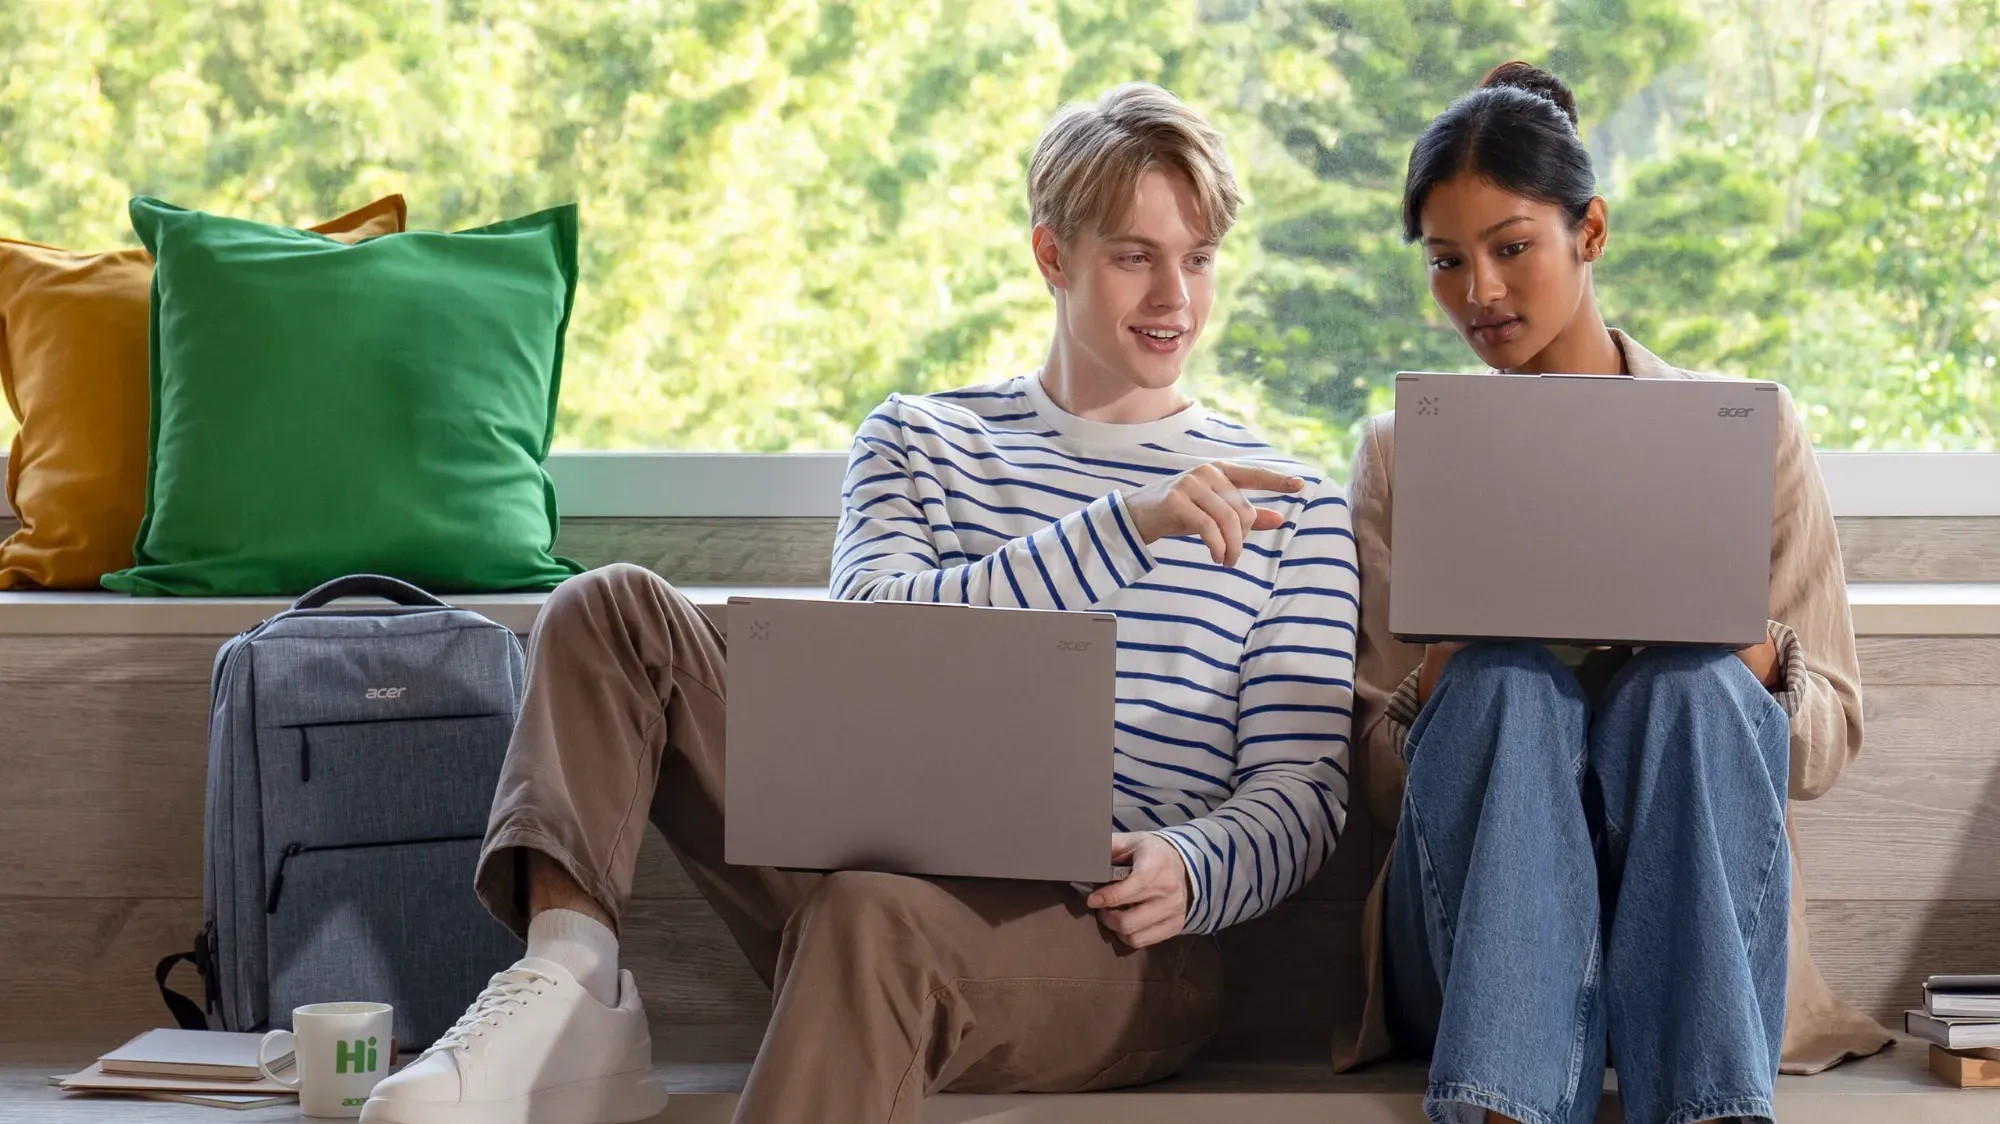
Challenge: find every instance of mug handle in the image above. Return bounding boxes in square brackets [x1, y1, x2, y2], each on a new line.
[258, 1029, 302, 1088]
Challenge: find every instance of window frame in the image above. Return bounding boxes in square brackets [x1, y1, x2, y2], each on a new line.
[546, 451, 2000, 518]
[1, 451, 1995, 520]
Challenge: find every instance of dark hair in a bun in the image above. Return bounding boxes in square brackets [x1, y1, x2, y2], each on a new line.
[1478, 60, 1580, 127]
[1400, 61, 1595, 243]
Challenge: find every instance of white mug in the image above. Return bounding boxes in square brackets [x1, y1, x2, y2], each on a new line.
[259, 1001, 395, 1118]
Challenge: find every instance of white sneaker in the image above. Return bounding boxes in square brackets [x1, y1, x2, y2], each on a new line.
[359, 958, 667, 1124]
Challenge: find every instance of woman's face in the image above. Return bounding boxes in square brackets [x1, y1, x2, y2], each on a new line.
[1418, 173, 1607, 371]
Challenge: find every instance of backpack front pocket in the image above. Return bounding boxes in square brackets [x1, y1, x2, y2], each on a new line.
[264, 836, 519, 1050]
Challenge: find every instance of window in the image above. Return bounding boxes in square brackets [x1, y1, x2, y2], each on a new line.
[4, 0, 1995, 477]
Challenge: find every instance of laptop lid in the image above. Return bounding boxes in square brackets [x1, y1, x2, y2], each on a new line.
[1389, 372, 1778, 647]
[725, 597, 1118, 883]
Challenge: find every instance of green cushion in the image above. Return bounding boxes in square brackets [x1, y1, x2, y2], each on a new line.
[103, 198, 584, 596]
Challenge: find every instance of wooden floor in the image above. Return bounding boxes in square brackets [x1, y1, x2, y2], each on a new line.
[7, 1041, 1996, 1123]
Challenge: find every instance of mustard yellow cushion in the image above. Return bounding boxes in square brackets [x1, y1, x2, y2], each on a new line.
[0, 196, 407, 589]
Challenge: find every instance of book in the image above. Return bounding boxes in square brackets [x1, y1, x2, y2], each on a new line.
[1927, 974, 2000, 991]
[56, 1060, 299, 1097]
[1930, 1044, 2000, 1088]
[1905, 1009, 2000, 1050]
[49, 1074, 296, 1111]
[138, 1090, 296, 1109]
[97, 1028, 292, 1080]
[1931, 994, 2000, 1018]
[1926, 974, 2000, 1018]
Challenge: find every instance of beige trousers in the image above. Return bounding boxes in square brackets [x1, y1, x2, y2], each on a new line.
[473, 564, 1223, 1123]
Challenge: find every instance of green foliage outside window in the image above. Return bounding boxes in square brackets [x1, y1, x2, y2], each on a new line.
[3, 0, 1994, 475]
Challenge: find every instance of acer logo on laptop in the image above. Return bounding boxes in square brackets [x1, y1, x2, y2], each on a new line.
[1055, 640, 1094, 652]
[1717, 407, 1754, 418]
[364, 687, 407, 700]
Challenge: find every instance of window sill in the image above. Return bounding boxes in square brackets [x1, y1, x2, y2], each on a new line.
[0, 583, 1993, 637]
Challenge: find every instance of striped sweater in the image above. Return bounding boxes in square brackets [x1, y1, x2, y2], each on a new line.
[830, 373, 1358, 933]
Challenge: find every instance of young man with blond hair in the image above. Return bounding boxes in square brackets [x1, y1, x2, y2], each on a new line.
[363, 82, 1358, 1124]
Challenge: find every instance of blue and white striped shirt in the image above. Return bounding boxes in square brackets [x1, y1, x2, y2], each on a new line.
[830, 373, 1357, 934]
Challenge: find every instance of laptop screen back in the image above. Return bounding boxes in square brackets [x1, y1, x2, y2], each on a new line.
[725, 597, 1118, 883]
[1389, 372, 1778, 647]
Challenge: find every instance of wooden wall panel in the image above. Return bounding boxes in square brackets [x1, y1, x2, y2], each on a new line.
[1838, 518, 2000, 584]
[1807, 899, 2000, 1027]
[620, 899, 770, 1047]
[10, 893, 1967, 1064]
[4, 530, 1999, 1066]
[540, 515, 2000, 586]
[0, 680, 209, 898]
[1795, 687, 2000, 901]
[558, 514, 2000, 587]
[0, 636, 220, 683]
[556, 518, 835, 587]
[1857, 637, 2000, 685]
[1, 631, 1947, 912]
[0, 898, 205, 1055]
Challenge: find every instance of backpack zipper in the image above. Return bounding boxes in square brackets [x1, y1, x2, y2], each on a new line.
[265, 835, 484, 914]
[265, 844, 305, 913]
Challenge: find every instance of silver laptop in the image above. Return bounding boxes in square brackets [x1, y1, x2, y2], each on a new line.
[725, 597, 1117, 883]
[1390, 372, 1779, 647]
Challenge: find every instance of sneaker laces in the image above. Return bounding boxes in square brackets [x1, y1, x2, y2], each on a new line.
[423, 967, 558, 1057]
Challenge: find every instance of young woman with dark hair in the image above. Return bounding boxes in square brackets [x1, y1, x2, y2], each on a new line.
[1331, 62, 1893, 1124]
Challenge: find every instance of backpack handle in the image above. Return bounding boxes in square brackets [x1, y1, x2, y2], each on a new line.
[291, 575, 451, 612]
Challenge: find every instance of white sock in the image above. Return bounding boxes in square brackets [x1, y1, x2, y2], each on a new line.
[526, 908, 620, 1007]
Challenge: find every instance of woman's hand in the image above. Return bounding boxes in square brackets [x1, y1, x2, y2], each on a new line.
[1124, 462, 1305, 566]
[1737, 635, 1781, 688]
[1415, 642, 1466, 707]
[1088, 833, 1189, 949]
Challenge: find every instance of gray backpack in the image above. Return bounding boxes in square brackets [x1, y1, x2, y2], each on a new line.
[158, 575, 527, 1050]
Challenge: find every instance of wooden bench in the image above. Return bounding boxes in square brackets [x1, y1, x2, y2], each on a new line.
[3, 512, 1999, 1119]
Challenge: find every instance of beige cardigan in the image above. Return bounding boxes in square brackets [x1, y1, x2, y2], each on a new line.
[1333, 330, 1895, 1076]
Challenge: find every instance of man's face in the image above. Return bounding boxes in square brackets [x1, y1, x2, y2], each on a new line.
[1041, 168, 1218, 392]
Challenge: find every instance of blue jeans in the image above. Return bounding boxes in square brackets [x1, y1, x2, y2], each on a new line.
[1384, 643, 1790, 1124]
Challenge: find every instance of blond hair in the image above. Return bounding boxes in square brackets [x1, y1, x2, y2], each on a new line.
[1028, 83, 1241, 245]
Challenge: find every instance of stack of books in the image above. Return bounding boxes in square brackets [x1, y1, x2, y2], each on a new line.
[1905, 974, 2000, 1087]
[49, 1028, 300, 1110]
